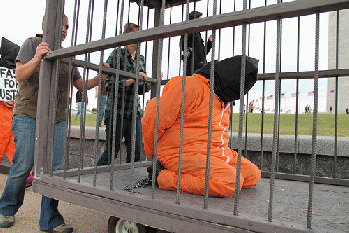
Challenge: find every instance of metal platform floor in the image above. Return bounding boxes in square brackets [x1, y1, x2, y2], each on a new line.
[34, 164, 349, 233]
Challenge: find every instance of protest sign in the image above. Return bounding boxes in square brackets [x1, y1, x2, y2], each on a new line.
[0, 67, 18, 101]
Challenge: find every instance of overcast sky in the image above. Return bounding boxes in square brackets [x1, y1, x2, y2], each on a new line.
[0, 0, 330, 112]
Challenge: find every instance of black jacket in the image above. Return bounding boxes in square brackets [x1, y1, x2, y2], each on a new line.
[180, 32, 212, 76]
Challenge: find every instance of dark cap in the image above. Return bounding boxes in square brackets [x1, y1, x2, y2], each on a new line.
[189, 11, 203, 20]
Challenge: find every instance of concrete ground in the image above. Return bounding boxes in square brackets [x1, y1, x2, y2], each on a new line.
[0, 173, 110, 233]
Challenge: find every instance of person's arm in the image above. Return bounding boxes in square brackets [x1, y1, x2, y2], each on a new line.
[125, 72, 151, 94]
[205, 35, 213, 55]
[0, 100, 16, 109]
[16, 42, 50, 82]
[73, 63, 109, 91]
[95, 86, 98, 98]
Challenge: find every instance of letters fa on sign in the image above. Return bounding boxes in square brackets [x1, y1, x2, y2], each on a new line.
[0, 67, 18, 101]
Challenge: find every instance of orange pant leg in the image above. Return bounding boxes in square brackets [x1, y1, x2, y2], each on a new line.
[228, 149, 261, 188]
[0, 130, 15, 165]
[157, 154, 244, 198]
[0, 105, 14, 165]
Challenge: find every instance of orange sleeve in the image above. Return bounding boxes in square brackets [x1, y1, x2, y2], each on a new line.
[142, 76, 197, 157]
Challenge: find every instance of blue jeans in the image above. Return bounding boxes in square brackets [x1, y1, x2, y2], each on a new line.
[0, 115, 66, 231]
[97, 110, 142, 165]
[97, 95, 107, 127]
[75, 102, 85, 119]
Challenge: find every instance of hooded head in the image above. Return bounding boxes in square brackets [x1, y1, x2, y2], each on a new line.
[195, 55, 259, 102]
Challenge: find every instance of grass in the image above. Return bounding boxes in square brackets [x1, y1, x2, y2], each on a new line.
[231, 113, 348, 137]
[71, 114, 98, 127]
[71, 113, 349, 137]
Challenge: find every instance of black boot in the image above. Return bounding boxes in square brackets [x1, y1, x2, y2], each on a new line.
[147, 160, 164, 185]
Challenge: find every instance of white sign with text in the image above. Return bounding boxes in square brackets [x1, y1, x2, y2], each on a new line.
[0, 67, 18, 101]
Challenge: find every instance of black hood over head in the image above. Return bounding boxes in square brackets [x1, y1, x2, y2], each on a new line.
[0, 37, 20, 69]
[195, 55, 258, 102]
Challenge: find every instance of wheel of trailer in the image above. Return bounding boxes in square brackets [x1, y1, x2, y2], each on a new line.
[108, 216, 157, 233]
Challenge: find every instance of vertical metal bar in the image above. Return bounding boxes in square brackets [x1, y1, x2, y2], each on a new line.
[141, 6, 150, 113]
[118, 3, 131, 165]
[72, 0, 81, 47]
[129, 0, 145, 193]
[261, 81, 265, 170]
[294, 79, 299, 173]
[204, 0, 218, 210]
[144, 7, 150, 70]
[276, 80, 281, 173]
[294, 15, 301, 174]
[244, 93, 249, 160]
[245, 0, 253, 157]
[307, 12, 320, 229]
[232, 0, 236, 56]
[151, 4, 162, 99]
[268, 1, 282, 222]
[63, 0, 80, 179]
[81, 0, 95, 170]
[110, 0, 125, 191]
[176, 0, 190, 206]
[116, 0, 134, 166]
[203, 0, 209, 61]
[179, 3, 184, 77]
[77, 0, 94, 183]
[151, 0, 166, 199]
[217, 0, 222, 61]
[233, 0, 247, 217]
[228, 0, 236, 150]
[93, 0, 108, 187]
[189, 6, 196, 76]
[166, 7, 173, 80]
[260, 0, 267, 171]
[276, 3, 283, 173]
[49, 59, 60, 176]
[64, 59, 74, 179]
[333, 10, 340, 179]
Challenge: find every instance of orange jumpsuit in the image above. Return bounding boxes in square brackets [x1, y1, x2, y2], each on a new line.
[0, 104, 15, 165]
[142, 74, 261, 198]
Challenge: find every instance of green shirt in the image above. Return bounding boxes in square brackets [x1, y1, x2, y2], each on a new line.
[105, 47, 149, 117]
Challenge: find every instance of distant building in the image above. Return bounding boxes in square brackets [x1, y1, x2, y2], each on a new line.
[327, 10, 349, 114]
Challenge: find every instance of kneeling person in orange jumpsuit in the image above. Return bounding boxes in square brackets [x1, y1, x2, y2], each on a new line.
[142, 56, 261, 198]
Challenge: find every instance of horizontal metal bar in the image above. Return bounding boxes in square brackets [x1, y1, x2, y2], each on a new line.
[157, 69, 349, 86]
[258, 69, 349, 80]
[46, 0, 349, 60]
[130, 0, 200, 9]
[34, 177, 311, 233]
[53, 161, 152, 178]
[261, 172, 349, 187]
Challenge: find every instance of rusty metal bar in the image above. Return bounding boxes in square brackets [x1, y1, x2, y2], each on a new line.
[176, 0, 190, 206]
[333, 10, 340, 179]
[307, 11, 320, 229]
[234, 0, 248, 217]
[204, 0, 218, 210]
[92, 0, 107, 187]
[268, 0, 283, 222]
[151, 0, 166, 200]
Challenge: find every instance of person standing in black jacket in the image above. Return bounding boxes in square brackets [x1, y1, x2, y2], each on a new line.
[180, 11, 213, 76]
